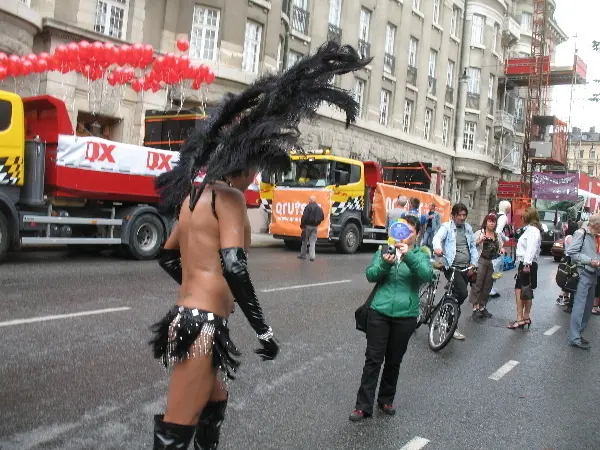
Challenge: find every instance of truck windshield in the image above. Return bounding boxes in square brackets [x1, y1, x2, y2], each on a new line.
[277, 160, 332, 187]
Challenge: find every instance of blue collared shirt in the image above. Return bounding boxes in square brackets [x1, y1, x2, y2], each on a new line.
[432, 220, 479, 269]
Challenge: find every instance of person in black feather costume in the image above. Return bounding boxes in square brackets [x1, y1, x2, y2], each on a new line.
[150, 41, 371, 450]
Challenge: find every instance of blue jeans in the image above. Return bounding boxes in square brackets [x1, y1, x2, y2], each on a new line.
[568, 269, 597, 345]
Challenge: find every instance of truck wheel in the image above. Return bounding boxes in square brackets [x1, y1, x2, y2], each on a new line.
[0, 211, 10, 262]
[125, 214, 164, 260]
[283, 239, 301, 251]
[336, 223, 360, 254]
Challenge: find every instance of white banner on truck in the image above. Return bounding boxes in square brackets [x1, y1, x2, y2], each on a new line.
[56, 134, 261, 190]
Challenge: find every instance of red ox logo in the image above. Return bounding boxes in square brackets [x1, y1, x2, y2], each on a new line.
[147, 151, 173, 171]
[86, 142, 116, 163]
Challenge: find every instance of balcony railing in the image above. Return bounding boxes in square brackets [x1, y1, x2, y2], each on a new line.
[328, 24, 342, 44]
[494, 110, 515, 133]
[358, 39, 371, 59]
[383, 53, 395, 74]
[407, 66, 417, 86]
[427, 77, 436, 96]
[292, 6, 310, 34]
[502, 14, 521, 43]
[466, 93, 480, 110]
[445, 87, 454, 104]
[488, 98, 494, 115]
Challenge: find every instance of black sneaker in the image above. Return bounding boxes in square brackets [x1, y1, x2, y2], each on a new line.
[377, 403, 397, 416]
[297, 255, 306, 259]
[472, 310, 484, 319]
[481, 309, 493, 318]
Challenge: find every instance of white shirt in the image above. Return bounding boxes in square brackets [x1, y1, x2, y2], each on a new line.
[496, 213, 509, 242]
[516, 225, 541, 265]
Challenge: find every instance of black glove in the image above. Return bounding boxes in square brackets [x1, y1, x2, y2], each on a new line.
[158, 247, 182, 285]
[255, 333, 280, 361]
[220, 247, 278, 360]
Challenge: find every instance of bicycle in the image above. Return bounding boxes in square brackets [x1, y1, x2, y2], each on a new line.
[417, 265, 473, 352]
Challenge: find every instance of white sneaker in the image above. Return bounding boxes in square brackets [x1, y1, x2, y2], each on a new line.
[453, 330, 466, 340]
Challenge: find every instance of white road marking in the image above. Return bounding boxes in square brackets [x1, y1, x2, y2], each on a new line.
[0, 307, 131, 327]
[489, 360, 520, 381]
[260, 279, 352, 292]
[544, 325, 561, 336]
[400, 437, 430, 450]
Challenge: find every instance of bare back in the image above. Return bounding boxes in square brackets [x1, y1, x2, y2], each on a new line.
[176, 183, 251, 317]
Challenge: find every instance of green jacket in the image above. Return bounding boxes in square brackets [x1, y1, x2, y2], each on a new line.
[366, 246, 434, 318]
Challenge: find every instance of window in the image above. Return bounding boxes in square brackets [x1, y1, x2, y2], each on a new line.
[451, 7, 460, 36]
[579, 149, 584, 159]
[471, 14, 485, 45]
[287, 50, 302, 68]
[464, 122, 477, 151]
[403, 100, 413, 133]
[408, 37, 418, 67]
[467, 67, 481, 94]
[424, 108, 433, 141]
[359, 8, 371, 41]
[589, 165, 595, 176]
[485, 126, 490, 153]
[412, 0, 421, 10]
[328, 0, 342, 27]
[433, 0, 441, 24]
[277, 38, 284, 70]
[379, 89, 391, 126]
[190, 6, 220, 61]
[354, 79, 365, 117]
[385, 24, 396, 55]
[591, 150, 596, 159]
[521, 13, 532, 32]
[94, 0, 128, 39]
[516, 98, 525, 119]
[488, 74, 494, 99]
[492, 23, 499, 52]
[442, 116, 450, 146]
[242, 21, 262, 73]
[447, 60, 454, 87]
[0, 99, 12, 132]
[428, 50, 437, 78]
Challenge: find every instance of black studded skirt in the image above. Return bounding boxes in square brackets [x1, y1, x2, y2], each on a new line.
[150, 306, 241, 381]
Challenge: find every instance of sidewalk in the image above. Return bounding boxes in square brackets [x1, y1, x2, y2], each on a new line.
[251, 233, 285, 248]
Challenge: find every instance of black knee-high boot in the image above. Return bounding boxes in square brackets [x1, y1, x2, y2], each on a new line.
[153, 414, 195, 449]
[193, 400, 228, 450]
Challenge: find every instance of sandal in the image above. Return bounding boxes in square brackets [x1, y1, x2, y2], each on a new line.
[507, 320, 526, 330]
[592, 307, 600, 316]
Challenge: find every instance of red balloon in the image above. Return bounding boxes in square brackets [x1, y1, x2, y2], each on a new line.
[66, 42, 79, 61]
[35, 59, 48, 73]
[21, 60, 33, 75]
[131, 78, 143, 92]
[176, 39, 190, 52]
[0, 66, 7, 80]
[79, 40, 91, 58]
[25, 53, 37, 63]
[38, 52, 50, 61]
[54, 44, 68, 60]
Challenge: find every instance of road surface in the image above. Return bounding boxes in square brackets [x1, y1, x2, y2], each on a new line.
[0, 246, 598, 449]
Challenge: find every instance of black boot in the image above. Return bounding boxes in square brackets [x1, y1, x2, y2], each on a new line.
[193, 400, 228, 450]
[153, 414, 195, 449]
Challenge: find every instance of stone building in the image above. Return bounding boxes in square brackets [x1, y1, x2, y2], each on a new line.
[567, 127, 600, 177]
[0, 0, 568, 229]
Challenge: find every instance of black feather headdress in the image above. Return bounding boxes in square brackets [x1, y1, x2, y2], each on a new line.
[155, 40, 372, 217]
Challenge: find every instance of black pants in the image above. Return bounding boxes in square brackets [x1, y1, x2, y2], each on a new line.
[355, 309, 417, 415]
[444, 267, 469, 304]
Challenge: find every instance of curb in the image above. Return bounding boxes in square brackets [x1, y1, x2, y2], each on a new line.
[250, 234, 285, 248]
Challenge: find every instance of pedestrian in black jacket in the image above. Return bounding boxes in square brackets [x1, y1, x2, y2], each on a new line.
[298, 196, 325, 261]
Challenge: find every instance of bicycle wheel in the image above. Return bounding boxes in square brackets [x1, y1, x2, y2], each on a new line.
[416, 283, 434, 329]
[428, 296, 460, 352]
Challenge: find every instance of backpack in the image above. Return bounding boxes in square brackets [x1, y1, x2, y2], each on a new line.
[555, 230, 586, 293]
[497, 212, 514, 239]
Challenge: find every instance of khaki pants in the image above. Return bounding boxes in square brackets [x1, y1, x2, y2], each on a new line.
[469, 258, 494, 309]
[300, 225, 318, 259]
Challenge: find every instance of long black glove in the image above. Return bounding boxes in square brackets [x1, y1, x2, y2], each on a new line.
[158, 247, 182, 285]
[219, 247, 279, 361]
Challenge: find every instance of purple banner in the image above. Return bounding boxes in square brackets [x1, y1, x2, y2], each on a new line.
[532, 172, 579, 200]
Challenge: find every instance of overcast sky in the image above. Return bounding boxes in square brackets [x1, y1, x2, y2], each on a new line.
[551, 0, 599, 131]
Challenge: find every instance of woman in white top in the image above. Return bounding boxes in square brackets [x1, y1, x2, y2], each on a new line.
[508, 207, 542, 330]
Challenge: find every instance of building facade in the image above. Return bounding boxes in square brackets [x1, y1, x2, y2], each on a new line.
[0, 0, 568, 229]
[567, 127, 600, 177]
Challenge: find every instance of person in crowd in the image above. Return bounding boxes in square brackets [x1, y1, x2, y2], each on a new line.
[566, 214, 600, 349]
[470, 213, 504, 319]
[149, 41, 370, 449]
[489, 200, 512, 298]
[298, 196, 324, 261]
[508, 207, 542, 330]
[350, 215, 433, 422]
[422, 202, 441, 250]
[432, 203, 479, 340]
[557, 222, 579, 307]
[386, 196, 408, 230]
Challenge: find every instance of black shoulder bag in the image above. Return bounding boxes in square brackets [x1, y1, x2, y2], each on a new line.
[355, 281, 381, 334]
[555, 230, 586, 293]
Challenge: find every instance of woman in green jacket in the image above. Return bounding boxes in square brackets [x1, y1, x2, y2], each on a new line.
[350, 215, 434, 421]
